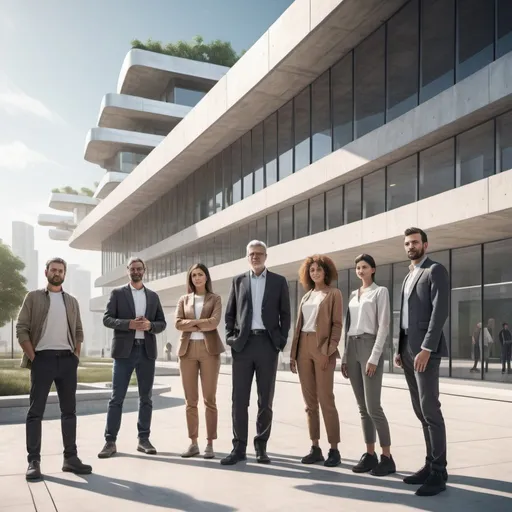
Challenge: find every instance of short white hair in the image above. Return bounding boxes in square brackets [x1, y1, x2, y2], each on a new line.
[246, 240, 267, 255]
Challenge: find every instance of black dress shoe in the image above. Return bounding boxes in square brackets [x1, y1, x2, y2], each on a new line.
[301, 446, 325, 464]
[62, 456, 92, 475]
[415, 470, 447, 496]
[98, 441, 117, 459]
[371, 454, 396, 476]
[137, 438, 157, 454]
[255, 448, 271, 464]
[404, 464, 448, 485]
[352, 452, 378, 473]
[324, 448, 341, 467]
[26, 460, 42, 481]
[220, 450, 247, 465]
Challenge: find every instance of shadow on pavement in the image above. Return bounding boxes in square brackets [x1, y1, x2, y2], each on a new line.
[0, 395, 185, 425]
[44, 473, 236, 512]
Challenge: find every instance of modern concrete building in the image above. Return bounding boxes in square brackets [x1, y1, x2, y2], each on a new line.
[11, 221, 38, 290]
[68, 0, 512, 382]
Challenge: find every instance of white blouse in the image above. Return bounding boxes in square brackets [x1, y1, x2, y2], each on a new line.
[346, 283, 390, 366]
[190, 294, 205, 340]
[301, 290, 327, 333]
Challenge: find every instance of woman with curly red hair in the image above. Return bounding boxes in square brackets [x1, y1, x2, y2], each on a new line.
[290, 254, 342, 467]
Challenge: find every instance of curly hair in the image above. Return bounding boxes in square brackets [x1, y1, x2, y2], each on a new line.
[298, 254, 338, 291]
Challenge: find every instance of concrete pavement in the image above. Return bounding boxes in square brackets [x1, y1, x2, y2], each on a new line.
[1, 370, 512, 511]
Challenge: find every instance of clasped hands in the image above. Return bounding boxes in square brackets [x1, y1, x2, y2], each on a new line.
[129, 316, 152, 331]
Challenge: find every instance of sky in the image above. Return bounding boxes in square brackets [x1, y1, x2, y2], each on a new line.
[0, 0, 293, 295]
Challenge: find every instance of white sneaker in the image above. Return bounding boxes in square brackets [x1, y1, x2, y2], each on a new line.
[181, 443, 200, 458]
[203, 445, 215, 459]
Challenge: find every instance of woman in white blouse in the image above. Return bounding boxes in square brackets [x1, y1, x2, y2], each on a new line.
[175, 264, 225, 459]
[341, 254, 395, 476]
[290, 255, 343, 468]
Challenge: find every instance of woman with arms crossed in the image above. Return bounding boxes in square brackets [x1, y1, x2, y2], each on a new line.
[341, 254, 395, 476]
[175, 264, 225, 459]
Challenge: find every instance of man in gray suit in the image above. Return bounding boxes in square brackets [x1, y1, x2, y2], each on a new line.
[98, 257, 167, 458]
[395, 227, 449, 497]
[221, 240, 291, 465]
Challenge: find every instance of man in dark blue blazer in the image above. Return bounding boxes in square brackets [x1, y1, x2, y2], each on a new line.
[98, 257, 166, 458]
[221, 240, 291, 465]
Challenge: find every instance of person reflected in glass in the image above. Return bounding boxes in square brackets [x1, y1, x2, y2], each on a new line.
[341, 254, 395, 476]
[290, 255, 342, 468]
[499, 323, 512, 375]
[175, 264, 224, 459]
[471, 322, 492, 373]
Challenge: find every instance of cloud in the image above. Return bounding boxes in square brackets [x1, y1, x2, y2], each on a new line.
[0, 83, 64, 124]
[0, 141, 54, 170]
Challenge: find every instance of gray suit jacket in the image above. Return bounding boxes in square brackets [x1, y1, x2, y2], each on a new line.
[398, 257, 449, 358]
[103, 284, 167, 359]
[225, 270, 291, 353]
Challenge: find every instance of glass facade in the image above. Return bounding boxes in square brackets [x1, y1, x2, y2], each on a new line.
[102, 0, 512, 277]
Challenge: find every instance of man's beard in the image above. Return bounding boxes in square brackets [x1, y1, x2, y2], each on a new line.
[408, 247, 425, 261]
[48, 276, 63, 286]
[130, 274, 143, 282]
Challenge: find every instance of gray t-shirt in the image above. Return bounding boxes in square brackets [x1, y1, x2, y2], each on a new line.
[36, 291, 72, 352]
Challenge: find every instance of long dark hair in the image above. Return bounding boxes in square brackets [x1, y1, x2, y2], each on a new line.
[186, 263, 213, 294]
[355, 253, 377, 282]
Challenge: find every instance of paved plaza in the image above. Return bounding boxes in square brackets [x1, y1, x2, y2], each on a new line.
[1, 368, 512, 511]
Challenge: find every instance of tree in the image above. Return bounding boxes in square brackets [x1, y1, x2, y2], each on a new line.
[52, 186, 96, 197]
[0, 242, 27, 328]
[80, 187, 94, 197]
[131, 35, 242, 67]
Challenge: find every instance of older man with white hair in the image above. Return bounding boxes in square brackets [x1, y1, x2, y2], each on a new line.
[221, 240, 291, 466]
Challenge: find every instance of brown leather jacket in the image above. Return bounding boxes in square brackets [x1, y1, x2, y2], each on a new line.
[175, 292, 225, 357]
[290, 287, 343, 360]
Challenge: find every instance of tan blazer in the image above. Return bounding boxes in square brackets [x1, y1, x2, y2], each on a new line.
[290, 287, 343, 360]
[175, 292, 225, 357]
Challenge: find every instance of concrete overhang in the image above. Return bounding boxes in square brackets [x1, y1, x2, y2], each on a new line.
[117, 49, 229, 98]
[38, 213, 75, 230]
[93, 172, 126, 200]
[98, 93, 191, 131]
[49, 193, 98, 213]
[49, 229, 72, 242]
[90, 170, 512, 308]
[84, 127, 164, 167]
[70, 0, 409, 250]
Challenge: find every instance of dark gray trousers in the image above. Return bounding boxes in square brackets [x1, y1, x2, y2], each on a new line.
[401, 338, 447, 472]
[231, 333, 278, 453]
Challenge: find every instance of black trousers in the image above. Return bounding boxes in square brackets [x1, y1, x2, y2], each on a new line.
[231, 333, 279, 453]
[401, 339, 447, 472]
[26, 350, 78, 463]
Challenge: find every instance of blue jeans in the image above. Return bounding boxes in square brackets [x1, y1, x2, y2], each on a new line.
[105, 344, 155, 442]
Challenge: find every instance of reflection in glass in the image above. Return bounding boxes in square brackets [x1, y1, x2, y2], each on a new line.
[174, 87, 206, 107]
[252, 123, 264, 193]
[222, 148, 232, 208]
[231, 139, 242, 204]
[386, 0, 419, 122]
[420, 0, 455, 103]
[294, 87, 311, 172]
[264, 114, 278, 186]
[498, 111, 512, 172]
[294, 200, 309, 239]
[332, 53, 353, 150]
[311, 71, 331, 162]
[456, 121, 494, 187]
[267, 212, 278, 248]
[310, 194, 325, 235]
[451, 245, 482, 380]
[242, 132, 253, 198]
[363, 169, 385, 219]
[419, 139, 455, 199]
[279, 206, 293, 244]
[497, 0, 512, 58]
[386, 155, 417, 211]
[326, 186, 343, 230]
[355, 26, 385, 138]
[206, 161, 215, 217]
[214, 155, 223, 214]
[456, 0, 494, 82]
[344, 179, 362, 225]
[278, 101, 293, 180]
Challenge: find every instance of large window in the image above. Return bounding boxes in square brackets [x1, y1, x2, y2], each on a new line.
[386, 155, 417, 211]
[332, 53, 353, 150]
[252, 123, 264, 193]
[344, 179, 362, 224]
[498, 111, 512, 172]
[456, 0, 494, 82]
[174, 87, 206, 107]
[294, 87, 311, 172]
[279, 206, 293, 244]
[242, 133, 252, 199]
[311, 71, 331, 162]
[386, 0, 419, 122]
[363, 169, 385, 219]
[310, 193, 325, 235]
[420, 0, 455, 103]
[267, 212, 278, 247]
[232, 139, 242, 204]
[326, 186, 343, 230]
[264, 113, 278, 186]
[294, 200, 309, 239]
[213, 155, 223, 214]
[278, 101, 294, 180]
[456, 121, 494, 187]
[355, 26, 385, 138]
[222, 148, 233, 208]
[420, 139, 455, 199]
[497, 0, 512, 58]
[451, 245, 482, 380]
